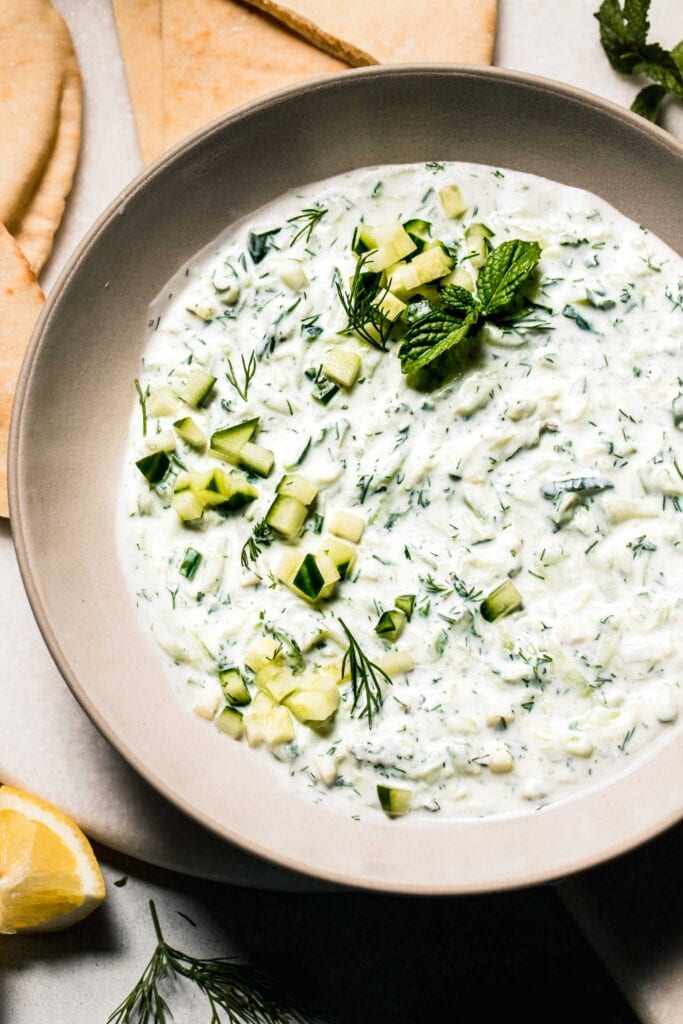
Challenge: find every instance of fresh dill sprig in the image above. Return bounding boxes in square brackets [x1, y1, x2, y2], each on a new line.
[241, 519, 274, 570]
[106, 900, 314, 1024]
[226, 350, 257, 401]
[288, 205, 327, 246]
[339, 619, 391, 728]
[134, 378, 148, 437]
[335, 253, 393, 350]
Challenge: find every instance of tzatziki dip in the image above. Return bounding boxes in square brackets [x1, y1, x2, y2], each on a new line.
[121, 161, 683, 820]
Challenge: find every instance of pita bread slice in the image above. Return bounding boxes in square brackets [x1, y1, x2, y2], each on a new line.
[113, 0, 164, 164]
[240, 0, 497, 66]
[0, 0, 74, 233]
[12, 54, 82, 275]
[161, 0, 346, 152]
[0, 224, 45, 518]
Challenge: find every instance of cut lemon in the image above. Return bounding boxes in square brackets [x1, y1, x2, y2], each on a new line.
[0, 785, 106, 934]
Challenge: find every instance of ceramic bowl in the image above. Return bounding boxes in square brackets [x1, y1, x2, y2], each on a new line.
[10, 66, 683, 893]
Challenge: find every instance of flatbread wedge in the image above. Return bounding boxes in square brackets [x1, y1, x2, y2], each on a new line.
[113, 0, 164, 164]
[240, 0, 497, 66]
[12, 54, 82, 275]
[0, 0, 76, 235]
[0, 225, 45, 518]
[161, 0, 346, 152]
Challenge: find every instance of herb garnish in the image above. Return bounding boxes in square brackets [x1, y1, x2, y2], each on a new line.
[106, 900, 313, 1024]
[336, 253, 394, 350]
[134, 378, 148, 437]
[288, 205, 327, 246]
[225, 350, 257, 401]
[398, 239, 542, 375]
[248, 229, 280, 264]
[241, 520, 274, 570]
[339, 619, 391, 728]
[595, 0, 683, 123]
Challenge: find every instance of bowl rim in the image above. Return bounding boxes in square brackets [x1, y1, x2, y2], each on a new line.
[10, 63, 683, 893]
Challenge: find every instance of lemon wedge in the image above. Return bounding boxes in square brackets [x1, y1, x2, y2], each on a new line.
[0, 785, 105, 934]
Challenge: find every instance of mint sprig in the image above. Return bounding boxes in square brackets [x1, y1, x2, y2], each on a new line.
[595, 0, 683, 124]
[398, 239, 541, 376]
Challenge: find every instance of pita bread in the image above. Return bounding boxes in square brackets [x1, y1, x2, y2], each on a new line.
[240, 0, 497, 66]
[0, 224, 45, 518]
[161, 0, 346, 152]
[113, 0, 164, 164]
[0, 0, 74, 233]
[12, 54, 82, 275]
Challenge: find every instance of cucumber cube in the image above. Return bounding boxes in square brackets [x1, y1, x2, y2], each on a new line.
[148, 386, 180, 417]
[285, 689, 338, 724]
[328, 509, 365, 543]
[465, 223, 494, 269]
[263, 706, 296, 746]
[219, 668, 251, 707]
[216, 707, 244, 740]
[277, 473, 318, 506]
[266, 494, 308, 539]
[245, 636, 282, 673]
[380, 650, 416, 676]
[278, 260, 308, 291]
[480, 579, 523, 622]
[174, 417, 207, 448]
[374, 291, 407, 323]
[439, 184, 467, 219]
[136, 450, 170, 484]
[177, 368, 217, 408]
[210, 417, 259, 461]
[375, 609, 407, 642]
[442, 266, 475, 292]
[171, 489, 204, 522]
[293, 554, 325, 600]
[377, 784, 412, 817]
[317, 537, 356, 580]
[395, 594, 416, 621]
[238, 441, 274, 478]
[146, 429, 176, 454]
[322, 347, 361, 388]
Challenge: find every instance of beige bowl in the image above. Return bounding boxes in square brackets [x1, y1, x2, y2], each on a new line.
[10, 66, 683, 893]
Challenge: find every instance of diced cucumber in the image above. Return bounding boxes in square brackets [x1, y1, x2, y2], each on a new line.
[402, 218, 432, 251]
[276, 551, 305, 585]
[148, 387, 180, 417]
[322, 348, 361, 388]
[439, 184, 467, 219]
[171, 488, 204, 522]
[238, 441, 274, 478]
[360, 224, 417, 273]
[389, 247, 453, 299]
[395, 594, 416, 620]
[179, 547, 202, 580]
[380, 650, 416, 676]
[262, 706, 296, 746]
[186, 296, 218, 321]
[216, 707, 244, 740]
[212, 266, 240, 303]
[672, 394, 683, 428]
[244, 714, 265, 747]
[317, 537, 355, 580]
[375, 609, 407, 642]
[442, 266, 475, 292]
[219, 668, 251, 706]
[257, 666, 298, 704]
[309, 372, 339, 405]
[480, 579, 523, 622]
[377, 784, 412, 817]
[374, 290, 407, 323]
[146, 429, 176, 454]
[136, 451, 170, 484]
[465, 223, 494, 269]
[177, 368, 217, 408]
[194, 467, 258, 512]
[277, 473, 318, 506]
[278, 260, 308, 291]
[174, 417, 207, 448]
[266, 494, 308, 539]
[328, 508, 365, 543]
[293, 554, 326, 600]
[245, 636, 282, 673]
[285, 689, 338, 724]
[252, 690, 277, 717]
[210, 417, 259, 461]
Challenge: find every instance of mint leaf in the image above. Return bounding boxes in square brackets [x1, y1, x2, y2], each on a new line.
[595, 0, 683, 122]
[477, 240, 542, 316]
[439, 284, 480, 317]
[398, 309, 480, 376]
[631, 83, 667, 120]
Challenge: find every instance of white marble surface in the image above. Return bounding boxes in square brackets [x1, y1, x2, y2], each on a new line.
[1, 1, 681, 1021]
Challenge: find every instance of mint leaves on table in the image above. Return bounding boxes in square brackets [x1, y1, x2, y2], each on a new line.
[595, 0, 683, 124]
[398, 239, 542, 376]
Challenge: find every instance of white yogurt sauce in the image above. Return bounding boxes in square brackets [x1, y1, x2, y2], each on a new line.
[120, 161, 683, 819]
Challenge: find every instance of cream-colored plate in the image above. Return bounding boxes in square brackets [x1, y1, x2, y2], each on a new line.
[10, 66, 683, 893]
